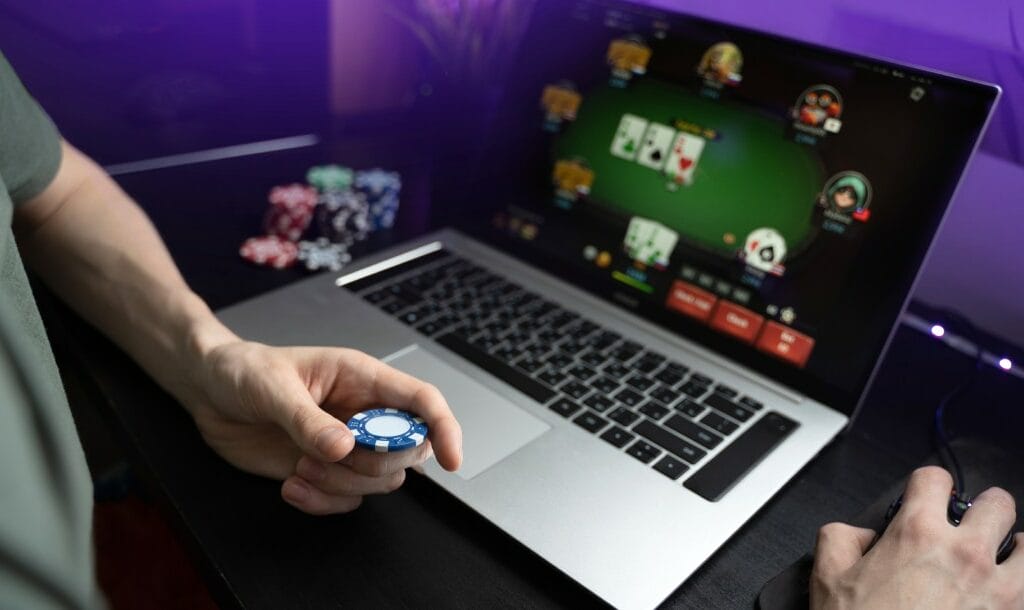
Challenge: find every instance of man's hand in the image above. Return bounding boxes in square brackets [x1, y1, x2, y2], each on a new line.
[811, 466, 1024, 609]
[183, 339, 463, 515]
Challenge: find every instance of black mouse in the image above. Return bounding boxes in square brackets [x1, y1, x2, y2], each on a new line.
[883, 488, 1016, 563]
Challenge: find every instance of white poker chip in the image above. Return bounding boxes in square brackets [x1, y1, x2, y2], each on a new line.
[347, 408, 427, 453]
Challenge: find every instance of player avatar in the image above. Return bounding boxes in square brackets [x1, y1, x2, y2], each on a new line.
[607, 36, 652, 86]
[741, 227, 787, 275]
[697, 42, 743, 87]
[540, 81, 582, 132]
[793, 85, 843, 134]
[623, 216, 678, 270]
[819, 171, 872, 221]
[552, 158, 595, 207]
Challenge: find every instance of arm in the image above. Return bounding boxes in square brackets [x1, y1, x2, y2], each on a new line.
[15, 141, 462, 513]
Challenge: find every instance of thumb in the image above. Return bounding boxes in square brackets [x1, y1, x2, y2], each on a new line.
[271, 380, 354, 462]
[812, 522, 875, 582]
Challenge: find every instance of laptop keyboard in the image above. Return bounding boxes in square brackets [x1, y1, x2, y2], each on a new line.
[345, 249, 799, 502]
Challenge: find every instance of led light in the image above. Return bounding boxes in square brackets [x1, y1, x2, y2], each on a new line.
[998, 358, 1012, 371]
[930, 324, 945, 338]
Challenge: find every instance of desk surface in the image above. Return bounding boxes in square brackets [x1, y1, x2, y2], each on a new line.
[45, 144, 1024, 609]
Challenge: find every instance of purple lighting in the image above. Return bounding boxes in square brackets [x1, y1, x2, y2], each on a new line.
[930, 324, 946, 338]
[998, 358, 1012, 371]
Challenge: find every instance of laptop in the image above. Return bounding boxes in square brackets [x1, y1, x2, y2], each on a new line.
[217, 1, 999, 607]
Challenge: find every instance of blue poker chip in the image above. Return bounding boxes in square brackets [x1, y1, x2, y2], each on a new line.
[347, 408, 427, 453]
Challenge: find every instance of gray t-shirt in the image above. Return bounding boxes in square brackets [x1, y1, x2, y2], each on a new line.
[0, 52, 103, 609]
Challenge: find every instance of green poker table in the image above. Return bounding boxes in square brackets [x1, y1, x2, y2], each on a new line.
[554, 78, 824, 258]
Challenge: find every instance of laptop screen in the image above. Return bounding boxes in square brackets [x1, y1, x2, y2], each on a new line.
[458, 0, 998, 414]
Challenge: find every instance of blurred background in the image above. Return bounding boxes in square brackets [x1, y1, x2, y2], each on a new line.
[1, 0, 1021, 341]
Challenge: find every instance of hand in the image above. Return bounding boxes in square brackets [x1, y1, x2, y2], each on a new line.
[811, 466, 1024, 609]
[182, 339, 462, 515]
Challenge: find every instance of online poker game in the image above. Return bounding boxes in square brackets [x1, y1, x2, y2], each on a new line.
[473, 0, 994, 406]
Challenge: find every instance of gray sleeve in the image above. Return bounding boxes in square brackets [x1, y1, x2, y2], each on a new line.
[0, 51, 62, 204]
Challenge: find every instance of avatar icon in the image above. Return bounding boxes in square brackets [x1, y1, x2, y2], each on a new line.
[540, 81, 582, 131]
[553, 158, 595, 203]
[607, 36, 652, 85]
[697, 42, 743, 86]
[794, 84, 843, 133]
[820, 171, 872, 221]
[742, 227, 787, 275]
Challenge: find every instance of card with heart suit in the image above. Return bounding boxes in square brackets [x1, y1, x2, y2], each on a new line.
[665, 132, 706, 185]
[610, 114, 649, 161]
[636, 122, 675, 170]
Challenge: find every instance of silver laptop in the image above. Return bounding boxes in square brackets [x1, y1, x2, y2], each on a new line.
[217, 2, 998, 607]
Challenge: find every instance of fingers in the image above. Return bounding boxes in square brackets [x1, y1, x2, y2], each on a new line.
[272, 375, 354, 463]
[369, 363, 463, 472]
[960, 487, 1016, 551]
[296, 456, 407, 496]
[281, 476, 364, 515]
[897, 466, 954, 528]
[813, 522, 876, 582]
[340, 440, 433, 477]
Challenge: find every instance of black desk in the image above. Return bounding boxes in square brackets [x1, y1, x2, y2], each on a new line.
[43, 145, 1024, 609]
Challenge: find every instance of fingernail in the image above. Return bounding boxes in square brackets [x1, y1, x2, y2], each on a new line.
[315, 427, 347, 456]
[283, 479, 311, 504]
[297, 459, 327, 482]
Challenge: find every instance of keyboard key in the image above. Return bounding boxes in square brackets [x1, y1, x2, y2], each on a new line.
[701, 412, 739, 435]
[416, 320, 443, 336]
[626, 440, 661, 464]
[664, 361, 690, 374]
[664, 415, 723, 449]
[653, 455, 689, 480]
[561, 381, 590, 400]
[739, 396, 764, 411]
[680, 381, 708, 399]
[637, 401, 670, 421]
[515, 358, 545, 374]
[676, 399, 705, 419]
[567, 364, 597, 381]
[549, 398, 582, 418]
[382, 300, 408, 314]
[713, 384, 738, 398]
[537, 370, 567, 388]
[435, 333, 555, 404]
[703, 393, 755, 422]
[684, 412, 799, 501]
[603, 362, 631, 378]
[546, 353, 574, 369]
[649, 385, 679, 405]
[580, 351, 606, 367]
[364, 289, 391, 304]
[590, 376, 620, 395]
[600, 426, 635, 448]
[573, 411, 608, 433]
[585, 394, 616, 413]
[608, 407, 639, 427]
[625, 375, 655, 391]
[633, 357, 662, 374]
[690, 372, 713, 385]
[609, 345, 641, 362]
[614, 388, 645, 407]
[633, 420, 706, 464]
[654, 368, 684, 387]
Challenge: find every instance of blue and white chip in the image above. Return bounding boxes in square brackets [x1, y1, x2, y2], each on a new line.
[347, 408, 427, 453]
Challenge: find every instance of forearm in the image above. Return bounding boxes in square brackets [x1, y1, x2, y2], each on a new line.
[15, 142, 237, 407]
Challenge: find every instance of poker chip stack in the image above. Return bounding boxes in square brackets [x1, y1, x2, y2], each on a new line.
[354, 168, 402, 230]
[239, 164, 402, 273]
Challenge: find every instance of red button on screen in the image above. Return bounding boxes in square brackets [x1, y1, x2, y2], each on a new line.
[709, 301, 764, 344]
[756, 322, 815, 368]
[665, 280, 718, 322]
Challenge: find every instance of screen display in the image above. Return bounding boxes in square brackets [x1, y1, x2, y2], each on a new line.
[460, 0, 997, 413]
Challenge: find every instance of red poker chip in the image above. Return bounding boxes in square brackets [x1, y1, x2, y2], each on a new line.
[239, 236, 299, 269]
[268, 184, 317, 211]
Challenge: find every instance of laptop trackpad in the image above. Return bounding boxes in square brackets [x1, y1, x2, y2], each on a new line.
[384, 344, 550, 480]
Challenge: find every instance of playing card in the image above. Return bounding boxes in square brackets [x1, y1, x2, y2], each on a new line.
[636, 123, 675, 171]
[624, 216, 678, 268]
[610, 114, 649, 160]
[665, 132, 706, 185]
